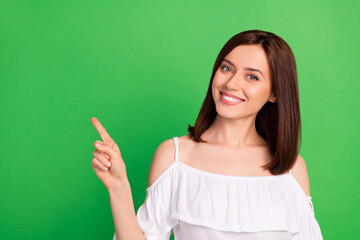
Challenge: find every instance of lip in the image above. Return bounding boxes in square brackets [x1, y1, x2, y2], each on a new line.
[220, 91, 245, 105]
[220, 91, 245, 101]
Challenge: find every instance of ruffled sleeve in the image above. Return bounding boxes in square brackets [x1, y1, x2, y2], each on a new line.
[136, 163, 179, 240]
[112, 163, 179, 240]
[296, 195, 324, 240]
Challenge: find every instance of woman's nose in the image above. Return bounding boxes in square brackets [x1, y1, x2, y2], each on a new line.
[225, 74, 243, 90]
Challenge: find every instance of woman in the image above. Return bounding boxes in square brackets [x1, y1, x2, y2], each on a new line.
[91, 30, 324, 240]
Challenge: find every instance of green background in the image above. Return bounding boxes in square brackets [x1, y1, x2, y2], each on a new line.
[1, 0, 359, 239]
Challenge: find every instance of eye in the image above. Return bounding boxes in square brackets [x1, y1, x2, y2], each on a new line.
[247, 74, 259, 81]
[220, 65, 232, 72]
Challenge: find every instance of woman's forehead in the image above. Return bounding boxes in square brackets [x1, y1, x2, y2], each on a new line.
[224, 45, 270, 74]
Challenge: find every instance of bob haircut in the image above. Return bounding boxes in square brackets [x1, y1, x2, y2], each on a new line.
[187, 29, 301, 175]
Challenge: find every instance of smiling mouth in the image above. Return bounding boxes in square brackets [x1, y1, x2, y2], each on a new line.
[220, 92, 245, 104]
[220, 91, 245, 101]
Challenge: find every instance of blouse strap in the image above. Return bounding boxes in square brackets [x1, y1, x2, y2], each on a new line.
[173, 136, 179, 162]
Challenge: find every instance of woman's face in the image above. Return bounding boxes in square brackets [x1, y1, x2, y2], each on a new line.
[211, 44, 276, 119]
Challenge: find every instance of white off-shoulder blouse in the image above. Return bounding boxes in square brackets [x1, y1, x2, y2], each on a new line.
[113, 136, 323, 240]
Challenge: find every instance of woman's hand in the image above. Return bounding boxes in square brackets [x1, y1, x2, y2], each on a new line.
[91, 117, 128, 189]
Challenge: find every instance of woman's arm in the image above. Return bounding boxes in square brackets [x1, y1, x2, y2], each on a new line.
[108, 179, 146, 240]
[90, 117, 145, 240]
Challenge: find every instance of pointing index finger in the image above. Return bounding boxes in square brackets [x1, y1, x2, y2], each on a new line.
[91, 117, 114, 144]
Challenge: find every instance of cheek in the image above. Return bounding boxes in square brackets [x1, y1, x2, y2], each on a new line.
[247, 85, 271, 101]
[212, 74, 226, 90]
[211, 82, 216, 99]
[247, 86, 261, 95]
[212, 76, 221, 92]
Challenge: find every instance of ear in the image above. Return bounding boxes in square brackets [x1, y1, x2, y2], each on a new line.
[269, 92, 276, 103]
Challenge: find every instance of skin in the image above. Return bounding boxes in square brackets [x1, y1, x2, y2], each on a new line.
[91, 117, 146, 239]
[208, 44, 276, 149]
[91, 117, 128, 188]
[175, 44, 279, 176]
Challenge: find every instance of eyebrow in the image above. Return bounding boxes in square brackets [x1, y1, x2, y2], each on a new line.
[223, 59, 264, 77]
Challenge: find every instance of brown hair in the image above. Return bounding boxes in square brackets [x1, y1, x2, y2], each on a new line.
[187, 30, 301, 175]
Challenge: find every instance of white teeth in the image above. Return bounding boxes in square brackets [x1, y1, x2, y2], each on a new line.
[222, 93, 243, 102]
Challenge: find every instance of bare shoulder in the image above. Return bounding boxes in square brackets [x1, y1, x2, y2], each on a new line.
[147, 137, 177, 188]
[291, 154, 311, 196]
